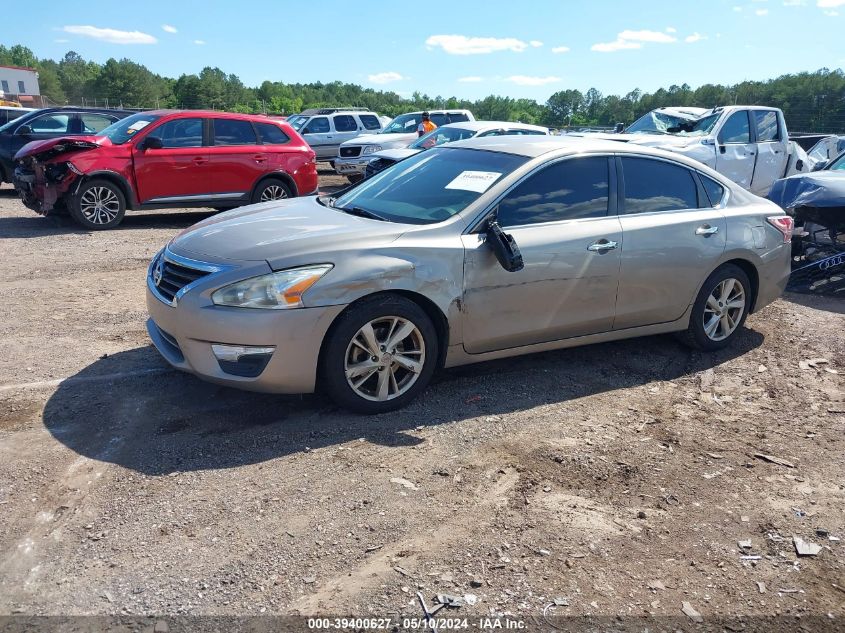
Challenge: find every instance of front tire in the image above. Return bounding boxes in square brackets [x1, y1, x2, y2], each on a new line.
[251, 178, 292, 204]
[70, 179, 126, 230]
[680, 264, 751, 351]
[321, 295, 439, 414]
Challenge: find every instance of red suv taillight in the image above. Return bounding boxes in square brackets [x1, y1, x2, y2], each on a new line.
[766, 215, 794, 243]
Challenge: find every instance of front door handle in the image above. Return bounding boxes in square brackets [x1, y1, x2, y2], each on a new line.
[587, 239, 618, 252]
[696, 225, 719, 236]
[253, 154, 268, 163]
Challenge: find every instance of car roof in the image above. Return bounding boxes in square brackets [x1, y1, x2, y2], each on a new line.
[139, 109, 293, 122]
[439, 121, 547, 132]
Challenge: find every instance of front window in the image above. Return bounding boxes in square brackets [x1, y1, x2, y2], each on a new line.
[676, 112, 721, 137]
[409, 126, 475, 150]
[28, 113, 71, 134]
[330, 147, 528, 225]
[829, 153, 845, 171]
[381, 113, 420, 134]
[287, 115, 308, 131]
[626, 111, 696, 134]
[97, 113, 162, 144]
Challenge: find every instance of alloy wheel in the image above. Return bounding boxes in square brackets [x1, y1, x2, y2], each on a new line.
[259, 184, 288, 202]
[703, 278, 746, 341]
[79, 187, 120, 225]
[344, 316, 426, 402]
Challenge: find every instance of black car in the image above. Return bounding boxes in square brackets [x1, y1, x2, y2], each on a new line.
[0, 107, 133, 184]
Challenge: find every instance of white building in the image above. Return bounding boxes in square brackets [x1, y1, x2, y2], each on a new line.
[0, 65, 42, 106]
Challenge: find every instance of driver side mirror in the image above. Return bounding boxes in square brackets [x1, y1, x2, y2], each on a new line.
[812, 160, 828, 172]
[15, 124, 32, 135]
[485, 219, 524, 272]
[141, 136, 163, 150]
[614, 122, 625, 133]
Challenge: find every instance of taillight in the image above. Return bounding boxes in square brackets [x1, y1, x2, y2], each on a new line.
[766, 215, 794, 243]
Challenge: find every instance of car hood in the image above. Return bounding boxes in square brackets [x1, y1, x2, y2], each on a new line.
[15, 135, 106, 161]
[371, 148, 421, 162]
[342, 132, 416, 147]
[624, 134, 697, 147]
[168, 196, 406, 268]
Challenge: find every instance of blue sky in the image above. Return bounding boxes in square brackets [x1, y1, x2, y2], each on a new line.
[5, 0, 844, 102]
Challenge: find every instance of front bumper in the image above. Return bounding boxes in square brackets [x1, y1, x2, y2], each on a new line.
[146, 284, 345, 393]
[13, 164, 76, 214]
[334, 156, 372, 176]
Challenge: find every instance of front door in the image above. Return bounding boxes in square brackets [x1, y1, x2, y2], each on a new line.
[715, 110, 756, 191]
[614, 156, 727, 330]
[301, 116, 334, 159]
[461, 156, 622, 354]
[750, 110, 788, 196]
[132, 117, 210, 204]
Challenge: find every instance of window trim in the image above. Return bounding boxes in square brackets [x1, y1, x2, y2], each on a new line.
[616, 154, 730, 216]
[465, 153, 618, 233]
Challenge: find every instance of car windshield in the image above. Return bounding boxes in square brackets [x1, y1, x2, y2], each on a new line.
[330, 147, 527, 225]
[0, 111, 32, 133]
[97, 113, 162, 144]
[287, 115, 308, 131]
[676, 112, 721, 137]
[626, 111, 698, 134]
[409, 126, 476, 149]
[381, 113, 420, 134]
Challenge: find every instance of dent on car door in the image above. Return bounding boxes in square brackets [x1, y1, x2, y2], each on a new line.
[461, 156, 622, 354]
[749, 110, 787, 196]
[715, 111, 756, 190]
[614, 156, 727, 330]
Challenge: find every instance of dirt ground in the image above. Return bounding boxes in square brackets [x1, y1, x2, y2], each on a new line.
[0, 171, 843, 629]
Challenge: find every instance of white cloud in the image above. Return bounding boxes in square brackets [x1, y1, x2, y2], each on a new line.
[162, 24, 178, 33]
[666, 26, 677, 33]
[733, 5, 743, 10]
[530, 40, 543, 47]
[458, 76, 483, 82]
[591, 39, 642, 52]
[62, 25, 157, 44]
[193, 39, 206, 45]
[368, 71, 404, 84]
[818, 0, 845, 5]
[551, 45, 570, 53]
[505, 75, 562, 86]
[824, 8, 840, 13]
[591, 28, 676, 52]
[756, 8, 770, 14]
[425, 34, 531, 55]
[685, 32, 707, 42]
[54, 38, 70, 43]
[783, 0, 806, 5]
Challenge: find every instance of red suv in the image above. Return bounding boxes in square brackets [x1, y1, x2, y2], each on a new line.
[13, 110, 318, 230]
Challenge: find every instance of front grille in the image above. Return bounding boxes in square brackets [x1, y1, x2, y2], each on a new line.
[340, 146, 361, 158]
[154, 257, 212, 303]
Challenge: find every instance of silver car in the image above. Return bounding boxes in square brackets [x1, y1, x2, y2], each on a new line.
[146, 137, 793, 413]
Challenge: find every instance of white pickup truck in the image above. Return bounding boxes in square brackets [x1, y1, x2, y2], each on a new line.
[576, 106, 809, 197]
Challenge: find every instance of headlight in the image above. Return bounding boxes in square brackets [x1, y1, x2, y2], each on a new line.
[362, 145, 383, 155]
[211, 265, 332, 309]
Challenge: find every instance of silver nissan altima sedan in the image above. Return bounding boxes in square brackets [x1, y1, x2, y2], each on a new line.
[146, 136, 793, 413]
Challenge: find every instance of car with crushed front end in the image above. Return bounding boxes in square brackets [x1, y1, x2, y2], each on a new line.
[145, 136, 793, 414]
[13, 110, 317, 230]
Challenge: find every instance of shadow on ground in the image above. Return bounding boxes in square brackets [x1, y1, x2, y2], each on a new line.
[43, 329, 764, 476]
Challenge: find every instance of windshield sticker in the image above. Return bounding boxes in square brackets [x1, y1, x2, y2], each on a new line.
[445, 171, 502, 193]
[128, 120, 152, 132]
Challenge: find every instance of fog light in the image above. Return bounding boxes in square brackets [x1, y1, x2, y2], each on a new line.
[211, 344, 275, 378]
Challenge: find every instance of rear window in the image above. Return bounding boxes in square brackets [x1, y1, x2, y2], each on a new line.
[700, 175, 726, 207]
[333, 115, 357, 132]
[754, 110, 780, 142]
[213, 119, 258, 145]
[359, 114, 381, 130]
[622, 157, 699, 213]
[255, 122, 290, 145]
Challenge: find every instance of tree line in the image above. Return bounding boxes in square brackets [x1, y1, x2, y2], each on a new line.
[2, 43, 844, 133]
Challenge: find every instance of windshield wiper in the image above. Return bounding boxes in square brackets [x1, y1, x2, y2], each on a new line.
[337, 205, 387, 221]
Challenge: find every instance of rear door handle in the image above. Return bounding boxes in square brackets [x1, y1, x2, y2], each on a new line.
[587, 239, 618, 252]
[696, 225, 719, 236]
[192, 157, 208, 165]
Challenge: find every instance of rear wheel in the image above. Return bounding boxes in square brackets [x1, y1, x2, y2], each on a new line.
[679, 264, 751, 351]
[70, 179, 126, 230]
[251, 178, 291, 204]
[321, 295, 438, 414]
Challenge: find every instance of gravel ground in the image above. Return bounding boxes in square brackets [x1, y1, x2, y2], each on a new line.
[0, 174, 843, 628]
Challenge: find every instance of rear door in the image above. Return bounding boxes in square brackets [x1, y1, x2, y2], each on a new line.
[714, 110, 756, 190]
[132, 116, 210, 203]
[461, 155, 622, 353]
[331, 114, 359, 149]
[206, 118, 264, 200]
[749, 110, 788, 196]
[614, 156, 726, 330]
[300, 116, 333, 159]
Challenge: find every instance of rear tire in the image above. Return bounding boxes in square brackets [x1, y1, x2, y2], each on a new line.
[678, 264, 751, 351]
[70, 179, 126, 230]
[321, 295, 438, 414]
[251, 178, 292, 204]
